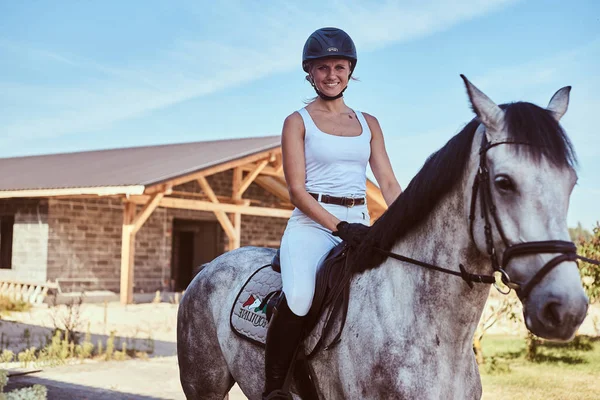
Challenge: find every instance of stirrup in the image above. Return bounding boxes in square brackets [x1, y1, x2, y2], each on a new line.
[262, 389, 293, 400]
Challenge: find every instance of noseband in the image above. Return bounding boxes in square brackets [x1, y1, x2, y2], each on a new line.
[374, 129, 599, 299]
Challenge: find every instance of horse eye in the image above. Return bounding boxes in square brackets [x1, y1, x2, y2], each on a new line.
[494, 175, 515, 192]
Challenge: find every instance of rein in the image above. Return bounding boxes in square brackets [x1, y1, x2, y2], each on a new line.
[373, 132, 600, 299]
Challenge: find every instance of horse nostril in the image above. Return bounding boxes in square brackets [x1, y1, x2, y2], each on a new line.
[542, 301, 563, 327]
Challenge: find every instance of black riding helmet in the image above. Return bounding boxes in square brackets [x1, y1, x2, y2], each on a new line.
[302, 27, 357, 73]
[302, 27, 357, 100]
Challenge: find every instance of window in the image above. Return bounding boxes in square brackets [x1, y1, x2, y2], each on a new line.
[0, 215, 14, 269]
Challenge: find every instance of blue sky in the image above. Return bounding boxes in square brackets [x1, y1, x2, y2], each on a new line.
[1, 0, 598, 229]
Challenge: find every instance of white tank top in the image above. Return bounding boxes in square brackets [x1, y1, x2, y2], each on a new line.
[297, 107, 371, 198]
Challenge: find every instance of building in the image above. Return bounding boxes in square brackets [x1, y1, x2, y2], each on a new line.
[0, 136, 387, 304]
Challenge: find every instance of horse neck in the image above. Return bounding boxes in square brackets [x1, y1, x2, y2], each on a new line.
[376, 178, 491, 346]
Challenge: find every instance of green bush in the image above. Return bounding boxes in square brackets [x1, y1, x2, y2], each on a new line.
[0, 369, 47, 399]
[577, 223, 600, 303]
[0, 297, 31, 314]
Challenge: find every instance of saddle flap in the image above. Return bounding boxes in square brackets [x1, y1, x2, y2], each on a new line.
[230, 243, 352, 355]
[230, 265, 282, 346]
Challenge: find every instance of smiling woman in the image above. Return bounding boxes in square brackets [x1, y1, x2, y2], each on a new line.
[258, 27, 403, 400]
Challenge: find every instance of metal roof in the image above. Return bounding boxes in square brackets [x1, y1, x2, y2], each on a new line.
[0, 136, 281, 193]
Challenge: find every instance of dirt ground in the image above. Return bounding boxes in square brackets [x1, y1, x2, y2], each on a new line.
[0, 300, 249, 399]
[1, 296, 598, 399]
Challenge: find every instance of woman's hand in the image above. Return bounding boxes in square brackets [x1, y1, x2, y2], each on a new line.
[332, 221, 369, 247]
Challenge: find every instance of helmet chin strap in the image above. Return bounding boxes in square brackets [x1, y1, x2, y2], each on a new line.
[314, 86, 347, 100]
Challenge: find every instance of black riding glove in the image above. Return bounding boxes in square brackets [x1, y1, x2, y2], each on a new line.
[332, 221, 369, 247]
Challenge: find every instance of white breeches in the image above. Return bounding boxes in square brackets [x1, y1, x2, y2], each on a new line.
[279, 203, 370, 316]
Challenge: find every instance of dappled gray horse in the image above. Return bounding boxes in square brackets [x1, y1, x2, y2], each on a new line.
[177, 76, 589, 399]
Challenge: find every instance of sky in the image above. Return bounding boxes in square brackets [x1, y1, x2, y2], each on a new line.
[1, 0, 598, 229]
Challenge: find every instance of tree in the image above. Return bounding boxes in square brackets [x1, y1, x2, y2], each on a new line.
[577, 223, 600, 304]
[569, 222, 592, 242]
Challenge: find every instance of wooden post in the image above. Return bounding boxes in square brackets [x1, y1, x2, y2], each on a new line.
[231, 167, 243, 250]
[120, 201, 136, 305]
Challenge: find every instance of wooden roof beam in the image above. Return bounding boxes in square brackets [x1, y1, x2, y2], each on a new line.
[196, 176, 237, 240]
[254, 176, 290, 203]
[144, 148, 281, 193]
[0, 186, 145, 199]
[273, 153, 283, 175]
[236, 159, 268, 198]
[131, 192, 164, 234]
[240, 164, 284, 177]
[129, 196, 292, 218]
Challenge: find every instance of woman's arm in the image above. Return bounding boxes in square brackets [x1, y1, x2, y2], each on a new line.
[281, 112, 341, 231]
[364, 113, 402, 206]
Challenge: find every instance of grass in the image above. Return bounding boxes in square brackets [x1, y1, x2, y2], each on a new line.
[0, 296, 31, 315]
[481, 334, 600, 400]
[1, 295, 154, 368]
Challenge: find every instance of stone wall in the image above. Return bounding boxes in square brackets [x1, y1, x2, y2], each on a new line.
[46, 198, 122, 292]
[46, 198, 223, 293]
[0, 198, 49, 283]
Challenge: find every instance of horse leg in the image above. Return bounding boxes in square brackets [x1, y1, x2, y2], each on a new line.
[178, 294, 235, 399]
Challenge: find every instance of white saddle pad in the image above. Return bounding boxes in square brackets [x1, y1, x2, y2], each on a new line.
[230, 265, 340, 354]
[230, 265, 281, 345]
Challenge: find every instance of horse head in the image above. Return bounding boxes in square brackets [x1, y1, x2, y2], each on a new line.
[462, 75, 588, 341]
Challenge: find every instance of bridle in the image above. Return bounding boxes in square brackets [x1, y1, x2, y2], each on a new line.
[374, 127, 599, 299]
[468, 130, 593, 300]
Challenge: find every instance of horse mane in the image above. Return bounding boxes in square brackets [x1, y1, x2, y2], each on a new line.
[353, 101, 577, 273]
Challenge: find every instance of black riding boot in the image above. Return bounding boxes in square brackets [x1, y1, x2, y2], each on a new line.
[263, 295, 306, 400]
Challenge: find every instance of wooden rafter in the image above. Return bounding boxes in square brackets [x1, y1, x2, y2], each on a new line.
[168, 191, 267, 205]
[236, 159, 268, 197]
[232, 167, 242, 201]
[132, 192, 164, 234]
[240, 164, 283, 177]
[128, 195, 292, 218]
[230, 167, 243, 250]
[0, 186, 145, 199]
[196, 176, 236, 241]
[144, 149, 281, 193]
[273, 153, 283, 174]
[254, 176, 290, 203]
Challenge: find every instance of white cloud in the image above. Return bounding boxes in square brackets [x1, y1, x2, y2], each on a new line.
[468, 38, 600, 98]
[0, 0, 519, 143]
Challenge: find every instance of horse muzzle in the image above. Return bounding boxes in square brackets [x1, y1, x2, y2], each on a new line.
[522, 267, 589, 341]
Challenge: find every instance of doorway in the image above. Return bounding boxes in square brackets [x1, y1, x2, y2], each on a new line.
[171, 219, 220, 291]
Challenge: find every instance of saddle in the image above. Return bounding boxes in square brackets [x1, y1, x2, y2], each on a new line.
[230, 243, 354, 400]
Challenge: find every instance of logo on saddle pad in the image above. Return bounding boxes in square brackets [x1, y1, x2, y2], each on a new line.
[239, 294, 267, 328]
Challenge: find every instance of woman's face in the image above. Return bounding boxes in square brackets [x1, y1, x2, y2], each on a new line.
[309, 58, 351, 97]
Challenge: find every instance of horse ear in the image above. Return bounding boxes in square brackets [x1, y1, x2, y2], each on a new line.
[460, 74, 505, 141]
[547, 86, 571, 121]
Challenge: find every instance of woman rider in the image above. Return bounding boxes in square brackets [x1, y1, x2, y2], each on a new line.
[263, 27, 402, 399]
